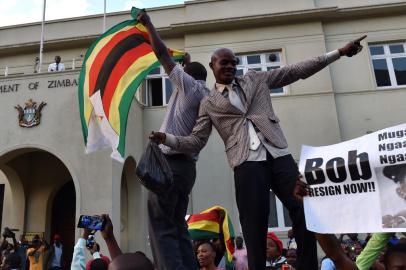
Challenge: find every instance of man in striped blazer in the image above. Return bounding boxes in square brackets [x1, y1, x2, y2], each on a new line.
[151, 36, 365, 270]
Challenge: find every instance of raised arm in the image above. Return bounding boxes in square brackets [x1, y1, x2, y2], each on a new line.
[11, 234, 18, 252]
[355, 233, 393, 270]
[137, 11, 176, 74]
[260, 35, 366, 89]
[71, 229, 92, 270]
[101, 214, 122, 260]
[294, 179, 358, 270]
[150, 101, 212, 153]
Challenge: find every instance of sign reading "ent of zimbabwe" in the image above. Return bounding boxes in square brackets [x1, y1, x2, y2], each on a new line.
[0, 77, 78, 93]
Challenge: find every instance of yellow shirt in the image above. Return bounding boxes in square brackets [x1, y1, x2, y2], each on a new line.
[27, 246, 45, 270]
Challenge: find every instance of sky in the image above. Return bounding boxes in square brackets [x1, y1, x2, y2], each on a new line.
[0, 0, 186, 27]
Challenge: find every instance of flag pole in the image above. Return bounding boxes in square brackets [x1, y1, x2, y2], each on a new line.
[103, 0, 106, 33]
[38, 0, 46, 73]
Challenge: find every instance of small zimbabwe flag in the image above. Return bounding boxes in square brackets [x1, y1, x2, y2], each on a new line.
[187, 206, 236, 267]
[78, 7, 184, 161]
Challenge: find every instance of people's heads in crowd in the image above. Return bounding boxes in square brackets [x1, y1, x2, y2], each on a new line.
[347, 233, 359, 241]
[90, 258, 109, 270]
[344, 244, 357, 261]
[209, 48, 237, 84]
[53, 234, 62, 246]
[32, 234, 41, 248]
[266, 232, 283, 261]
[196, 242, 217, 269]
[2, 252, 21, 270]
[235, 236, 244, 249]
[2, 227, 15, 239]
[183, 62, 207, 81]
[18, 234, 27, 245]
[210, 238, 226, 265]
[108, 252, 153, 270]
[55, 55, 61, 64]
[384, 243, 406, 270]
[286, 248, 297, 266]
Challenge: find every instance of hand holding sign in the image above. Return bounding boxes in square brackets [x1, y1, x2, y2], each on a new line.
[293, 176, 310, 202]
[338, 35, 367, 57]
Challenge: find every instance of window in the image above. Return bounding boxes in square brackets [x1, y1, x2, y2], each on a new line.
[269, 190, 292, 230]
[138, 66, 173, 106]
[236, 52, 285, 95]
[369, 43, 406, 88]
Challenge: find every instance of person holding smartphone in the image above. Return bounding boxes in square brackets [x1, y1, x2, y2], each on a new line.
[27, 235, 48, 270]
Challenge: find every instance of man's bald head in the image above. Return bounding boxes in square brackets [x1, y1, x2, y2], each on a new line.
[108, 252, 154, 270]
[211, 48, 236, 62]
[209, 48, 238, 84]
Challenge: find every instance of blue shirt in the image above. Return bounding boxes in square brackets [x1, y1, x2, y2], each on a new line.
[321, 258, 336, 270]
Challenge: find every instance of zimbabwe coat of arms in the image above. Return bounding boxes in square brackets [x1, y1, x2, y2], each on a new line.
[15, 99, 47, 128]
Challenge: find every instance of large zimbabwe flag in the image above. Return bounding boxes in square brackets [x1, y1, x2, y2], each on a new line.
[78, 7, 184, 161]
[187, 206, 235, 267]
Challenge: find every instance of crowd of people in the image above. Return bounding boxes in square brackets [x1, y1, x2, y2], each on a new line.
[0, 215, 155, 270]
[3, 7, 406, 270]
[1, 221, 405, 270]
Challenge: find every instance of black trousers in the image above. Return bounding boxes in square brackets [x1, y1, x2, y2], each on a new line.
[147, 154, 198, 270]
[234, 153, 318, 270]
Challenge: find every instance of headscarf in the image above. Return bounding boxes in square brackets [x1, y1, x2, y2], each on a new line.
[187, 206, 235, 267]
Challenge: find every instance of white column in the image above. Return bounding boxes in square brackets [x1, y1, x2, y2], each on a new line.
[38, 0, 46, 73]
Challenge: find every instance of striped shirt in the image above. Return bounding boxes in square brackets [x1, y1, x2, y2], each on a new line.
[159, 65, 210, 159]
[215, 82, 290, 161]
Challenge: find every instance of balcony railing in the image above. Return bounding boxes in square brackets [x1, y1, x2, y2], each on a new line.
[0, 58, 84, 77]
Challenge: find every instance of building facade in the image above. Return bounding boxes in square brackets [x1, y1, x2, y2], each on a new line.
[0, 0, 405, 261]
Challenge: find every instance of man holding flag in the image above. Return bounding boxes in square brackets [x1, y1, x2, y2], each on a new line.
[137, 11, 210, 270]
[150, 36, 366, 269]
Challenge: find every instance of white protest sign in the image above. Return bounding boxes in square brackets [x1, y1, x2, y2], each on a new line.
[299, 123, 406, 233]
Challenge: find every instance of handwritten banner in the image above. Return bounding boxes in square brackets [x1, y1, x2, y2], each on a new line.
[299, 123, 406, 233]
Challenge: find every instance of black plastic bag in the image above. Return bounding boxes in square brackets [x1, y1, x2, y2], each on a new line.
[136, 140, 173, 193]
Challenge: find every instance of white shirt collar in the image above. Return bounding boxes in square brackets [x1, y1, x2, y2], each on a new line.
[215, 80, 236, 93]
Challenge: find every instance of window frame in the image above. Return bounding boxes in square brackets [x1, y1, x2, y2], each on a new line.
[369, 42, 406, 89]
[236, 51, 287, 96]
[139, 66, 173, 107]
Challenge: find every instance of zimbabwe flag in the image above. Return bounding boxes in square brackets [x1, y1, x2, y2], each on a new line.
[78, 7, 184, 161]
[187, 206, 235, 267]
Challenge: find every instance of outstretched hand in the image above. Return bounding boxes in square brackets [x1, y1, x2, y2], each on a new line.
[338, 35, 367, 57]
[149, 131, 166, 144]
[293, 175, 310, 202]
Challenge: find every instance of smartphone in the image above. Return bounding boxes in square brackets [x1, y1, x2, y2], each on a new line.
[86, 235, 95, 249]
[77, 215, 105, 231]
